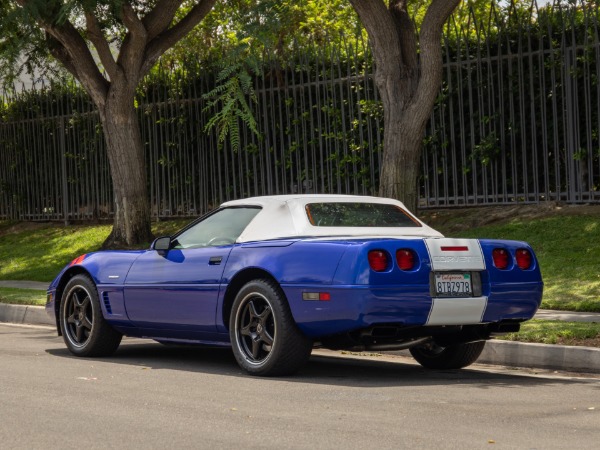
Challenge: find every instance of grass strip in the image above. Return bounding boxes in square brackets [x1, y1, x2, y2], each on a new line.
[0, 287, 46, 306]
[497, 319, 600, 346]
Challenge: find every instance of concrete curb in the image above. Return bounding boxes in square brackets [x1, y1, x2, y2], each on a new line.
[1, 304, 599, 374]
[0, 304, 54, 327]
[387, 341, 600, 374]
[478, 340, 600, 373]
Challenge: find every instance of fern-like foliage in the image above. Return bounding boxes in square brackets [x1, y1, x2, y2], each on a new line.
[203, 42, 261, 152]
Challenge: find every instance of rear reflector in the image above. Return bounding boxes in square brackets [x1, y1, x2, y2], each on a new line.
[515, 249, 532, 270]
[368, 250, 389, 272]
[492, 248, 510, 270]
[440, 246, 469, 252]
[396, 249, 415, 271]
[302, 292, 331, 301]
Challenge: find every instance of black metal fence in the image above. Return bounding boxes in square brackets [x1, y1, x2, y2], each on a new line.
[1, 0, 599, 222]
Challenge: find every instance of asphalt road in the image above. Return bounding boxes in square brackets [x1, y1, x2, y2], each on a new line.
[1, 324, 599, 450]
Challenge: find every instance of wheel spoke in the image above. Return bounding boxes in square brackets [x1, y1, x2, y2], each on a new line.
[82, 317, 93, 330]
[75, 324, 85, 343]
[251, 338, 261, 359]
[72, 290, 83, 307]
[257, 305, 271, 322]
[81, 296, 91, 311]
[247, 300, 260, 320]
[67, 313, 77, 324]
[240, 324, 253, 337]
[260, 330, 274, 347]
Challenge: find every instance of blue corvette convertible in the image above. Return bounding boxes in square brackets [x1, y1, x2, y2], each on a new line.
[46, 195, 543, 376]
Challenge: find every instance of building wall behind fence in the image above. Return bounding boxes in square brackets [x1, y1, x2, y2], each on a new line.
[1, 1, 599, 222]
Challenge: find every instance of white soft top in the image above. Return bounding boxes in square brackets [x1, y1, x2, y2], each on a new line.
[221, 195, 443, 243]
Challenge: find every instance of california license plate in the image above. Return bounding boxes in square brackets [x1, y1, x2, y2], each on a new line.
[434, 273, 473, 297]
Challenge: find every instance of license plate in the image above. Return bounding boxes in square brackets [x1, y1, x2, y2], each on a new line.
[434, 273, 473, 297]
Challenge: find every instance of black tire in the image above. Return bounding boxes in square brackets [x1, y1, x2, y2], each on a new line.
[59, 274, 122, 357]
[229, 279, 312, 376]
[409, 341, 486, 370]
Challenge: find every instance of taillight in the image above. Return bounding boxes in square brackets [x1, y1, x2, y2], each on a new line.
[368, 250, 389, 272]
[516, 249, 532, 270]
[396, 249, 415, 271]
[492, 248, 510, 269]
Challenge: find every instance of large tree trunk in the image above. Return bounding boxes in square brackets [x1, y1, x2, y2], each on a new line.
[378, 90, 426, 213]
[100, 94, 153, 248]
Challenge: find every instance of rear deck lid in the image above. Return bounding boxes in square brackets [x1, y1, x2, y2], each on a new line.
[425, 238, 485, 271]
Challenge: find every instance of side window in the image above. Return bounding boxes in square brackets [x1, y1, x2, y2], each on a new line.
[172, 207, 261, 249]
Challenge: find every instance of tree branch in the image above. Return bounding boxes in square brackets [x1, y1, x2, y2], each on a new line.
[408, 0, 460, 123]
[116, 2, 148, 80]
[390, 0, 417, 72]
[85, 11, 120, 81]
[15, 0, 109, 104]
[143, 0, 184, 41]
[141, 0, 217, 76]
[349, 0, 402, 70]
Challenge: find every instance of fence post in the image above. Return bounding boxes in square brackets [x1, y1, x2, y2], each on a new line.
[59, 117, 69, 226]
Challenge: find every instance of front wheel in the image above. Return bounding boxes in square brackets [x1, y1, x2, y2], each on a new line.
[229, 279, 312, 376]
[409, 341, 486, 370]
[59, 274, 122, 357]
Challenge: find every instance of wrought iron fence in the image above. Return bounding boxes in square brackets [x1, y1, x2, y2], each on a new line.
[0, 0, 599, 222]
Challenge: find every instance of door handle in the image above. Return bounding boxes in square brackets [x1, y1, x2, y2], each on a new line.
[209, 256, 223, 265]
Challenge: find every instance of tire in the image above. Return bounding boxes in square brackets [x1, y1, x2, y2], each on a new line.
[229, 279, 312, 376]
[409, 341, 486, 370]
[59, 274, 122, 357]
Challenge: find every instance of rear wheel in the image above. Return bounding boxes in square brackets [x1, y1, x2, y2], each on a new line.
[230, 279, 312, 376]
[409, 341, 486, 370]
[59, 274, 122, 357]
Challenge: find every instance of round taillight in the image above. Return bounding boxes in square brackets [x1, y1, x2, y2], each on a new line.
[492, 248, 510, 270]
[516, 249, 532, 270]
[396, 249, 415, 271]
[368, 250, 389, 272]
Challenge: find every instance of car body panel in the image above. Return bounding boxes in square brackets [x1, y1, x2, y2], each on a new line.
[123, 246, 232, 331]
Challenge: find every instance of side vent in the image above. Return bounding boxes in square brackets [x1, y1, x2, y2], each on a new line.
[102, 292, 113, 315]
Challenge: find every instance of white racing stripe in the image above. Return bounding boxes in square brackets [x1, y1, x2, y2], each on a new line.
[425, 238, 486, 271]
[425, 238, 487, 325]
[426, 296, 488, 326]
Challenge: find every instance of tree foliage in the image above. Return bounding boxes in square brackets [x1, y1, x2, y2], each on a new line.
[0, 0, 218, 247]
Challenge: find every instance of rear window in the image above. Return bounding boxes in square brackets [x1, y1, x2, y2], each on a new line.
[305, 203, 421, 227]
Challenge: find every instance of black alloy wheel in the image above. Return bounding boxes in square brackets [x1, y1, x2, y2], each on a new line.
[230, 279, 312, 376]
[63, 284, 94, 348]
[59, 274, 122, 357]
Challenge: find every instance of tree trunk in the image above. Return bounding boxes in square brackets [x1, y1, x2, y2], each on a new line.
[378, 105, 424, 213]
[100, 94, 153, 249]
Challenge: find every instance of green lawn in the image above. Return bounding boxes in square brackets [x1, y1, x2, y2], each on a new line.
[450, 215, 600, 312]
[0, 219, 189, 282]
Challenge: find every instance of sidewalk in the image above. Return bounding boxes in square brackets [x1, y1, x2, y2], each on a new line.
[1, 280, 599, 373]
[0, 280, 49, 290]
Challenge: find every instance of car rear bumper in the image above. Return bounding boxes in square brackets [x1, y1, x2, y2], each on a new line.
[283, 282, 543, 338]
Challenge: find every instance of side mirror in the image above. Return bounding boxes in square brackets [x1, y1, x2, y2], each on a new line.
[152, 236, 171, 251]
